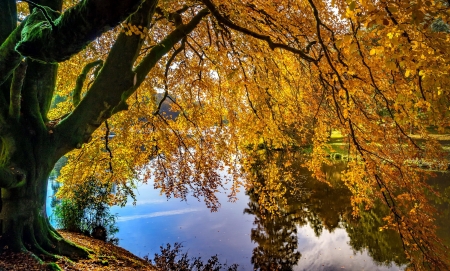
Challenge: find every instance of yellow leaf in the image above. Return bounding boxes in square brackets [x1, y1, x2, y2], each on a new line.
[349, 1, 356, 10]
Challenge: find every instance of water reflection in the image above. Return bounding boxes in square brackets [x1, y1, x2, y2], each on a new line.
[47, 153, 450, 270]
[244, 153, 407, 270]
[245, 185, 301, 270]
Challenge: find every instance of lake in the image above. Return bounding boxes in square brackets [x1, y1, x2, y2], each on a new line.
[46, 161, 439, 270]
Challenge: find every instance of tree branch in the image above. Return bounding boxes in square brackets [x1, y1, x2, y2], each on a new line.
[9, 60, 28, 121]
[114, 8, 211, 115]
[200, 0, 318, 63]
[54, 0, 158, 155]
[20, 0, 56, 29]
[72, 60, 103, 107]
[0, 19, 27, 86]
[133, 9, 210, 95]
[153, 39, 186, 116]
[16, 0, 144, 63]
[104, 120, 113, 173]
[55, 7, 209, 157]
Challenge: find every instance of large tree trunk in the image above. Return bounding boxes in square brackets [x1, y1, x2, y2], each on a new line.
[0, 171, 89, 259]
[0, 0, 145, 259]
[0, 85, 89, 258]
[0, 0, 206, 263]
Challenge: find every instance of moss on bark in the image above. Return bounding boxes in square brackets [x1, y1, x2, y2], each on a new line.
[0, 1, 155, 268]
[16, 0, 144, 63]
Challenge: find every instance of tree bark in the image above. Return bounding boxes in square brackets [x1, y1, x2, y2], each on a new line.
[0, 0, 147, 263]
[0, 119, 89, 258]
[0, 0, 209, 264]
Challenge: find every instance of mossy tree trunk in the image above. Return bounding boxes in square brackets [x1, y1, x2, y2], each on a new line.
[0, 57, 90, 258]
[0, 0, 146, 260]
[0, 0, 209, 261]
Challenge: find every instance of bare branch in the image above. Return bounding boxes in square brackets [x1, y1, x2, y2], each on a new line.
[153, 91, 169, 116]
[134, 9, 210, 85]
[104, 120, 113, 173]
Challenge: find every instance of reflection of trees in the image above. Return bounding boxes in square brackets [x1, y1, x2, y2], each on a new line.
[49, 178, 61, 208]
[345, 202, 408, 266]
[48, 157, 67, 209]
[245, 190, 301, 271]
[244, 152, 302, 271]
[244, 151, 410, 270]
[301, 163, 352, 236]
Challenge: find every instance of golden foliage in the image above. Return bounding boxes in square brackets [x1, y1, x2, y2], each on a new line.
[52, 0, 450, 268]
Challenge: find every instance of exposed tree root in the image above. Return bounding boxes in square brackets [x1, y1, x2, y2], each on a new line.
[45, 262, 63, 271]
[24, 224, 60, 261]
[0, 217, 91, 270]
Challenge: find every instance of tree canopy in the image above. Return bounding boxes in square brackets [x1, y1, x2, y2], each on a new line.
[1, 0, 450, 269]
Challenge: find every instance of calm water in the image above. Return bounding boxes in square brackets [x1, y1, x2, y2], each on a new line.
[109, 183, 404, 270]
[47, 164, 450, 271]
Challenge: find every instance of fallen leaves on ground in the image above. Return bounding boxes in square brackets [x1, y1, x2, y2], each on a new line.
[0, 231, 156, 270]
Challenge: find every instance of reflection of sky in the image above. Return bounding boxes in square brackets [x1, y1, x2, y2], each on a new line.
[295, 225, 404, 271]
[116, 208, 200, 222]
[47, 178, 405, 270]
[110, 181, 256, 270]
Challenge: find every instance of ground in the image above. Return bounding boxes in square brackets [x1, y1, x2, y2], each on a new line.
[0, 231, 155, 271]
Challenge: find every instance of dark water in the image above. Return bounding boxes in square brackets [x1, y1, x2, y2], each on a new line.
[47, 164, 450, 271]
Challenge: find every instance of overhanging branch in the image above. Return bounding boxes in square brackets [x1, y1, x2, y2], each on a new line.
[72, 60, 103, 107]
[112, 8, 210, 114]
[0, 19, 27, 86]
[133, 8, 210, 93]
[16, 0, 144, 63]
[54, 7, 209, 157]
[54, 0, 158, 155]
[20, 0, 56, 29]
[104, 120, 113, 173]
[200, 0, 318, 63]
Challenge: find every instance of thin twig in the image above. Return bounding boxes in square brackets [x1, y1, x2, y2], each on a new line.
[153, 91, 168, 116]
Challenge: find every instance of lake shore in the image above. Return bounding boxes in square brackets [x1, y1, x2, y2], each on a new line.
[0, 231, 155, 271]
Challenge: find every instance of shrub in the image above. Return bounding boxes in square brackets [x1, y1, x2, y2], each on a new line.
[53, 177, 118, 243]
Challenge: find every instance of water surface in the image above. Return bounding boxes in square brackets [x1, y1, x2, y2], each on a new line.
[48, 158, 450, 270]
[106, 165, 408, 270]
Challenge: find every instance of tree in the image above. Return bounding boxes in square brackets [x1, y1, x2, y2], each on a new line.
[0, 0, 148, 259]
[1, 0, 450, 269]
